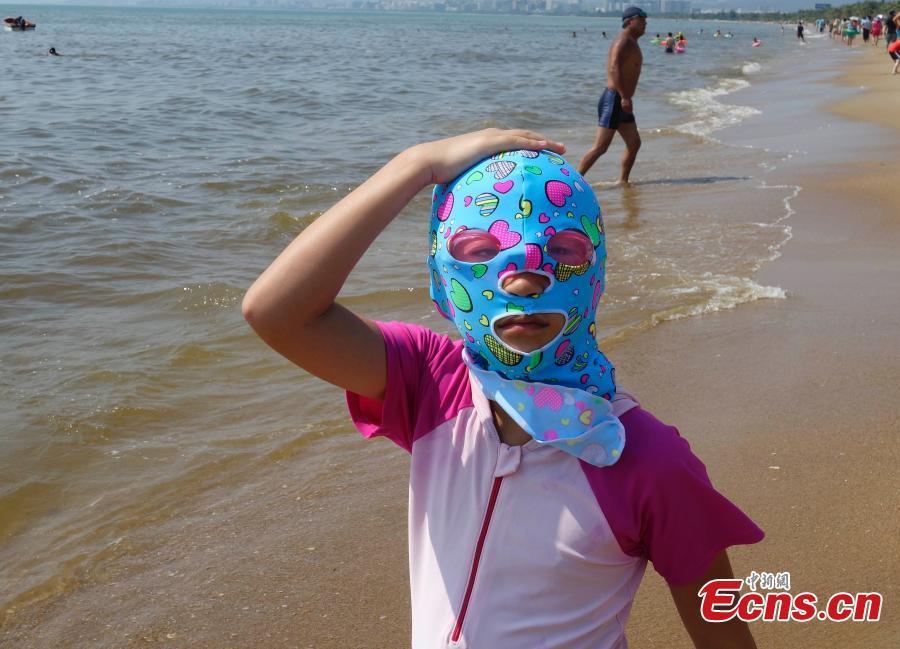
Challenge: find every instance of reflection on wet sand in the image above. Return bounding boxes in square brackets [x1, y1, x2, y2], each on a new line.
[631, 175, 750, 186]
[619, 184, 641, 229]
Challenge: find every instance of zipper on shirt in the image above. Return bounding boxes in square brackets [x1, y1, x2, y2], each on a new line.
[450, 475, 503, 643]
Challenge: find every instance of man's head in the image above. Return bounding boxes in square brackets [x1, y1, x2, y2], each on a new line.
[622, 7, 647, 35]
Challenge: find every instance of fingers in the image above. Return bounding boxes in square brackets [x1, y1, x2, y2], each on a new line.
[500, 129, 566, 155]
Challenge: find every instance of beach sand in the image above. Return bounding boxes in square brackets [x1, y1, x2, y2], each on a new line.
[623, 42, 900, 648]
[619, 165, 900, 647]
[4, 41, 899, 649]
[829, 40, 900, 131]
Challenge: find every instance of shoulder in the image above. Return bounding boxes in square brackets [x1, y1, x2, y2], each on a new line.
[618, 35, 639, 51]
[346, 321, 471, 451]
[375, 320, 467, 391]
[612, 406, 689, 471]
[580, 406, 764, 582]
[377, 320, 460, 362]
[580, 406, 697, 499]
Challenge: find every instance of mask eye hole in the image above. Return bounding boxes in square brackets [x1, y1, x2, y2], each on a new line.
[546, 230, 594, 266]
[448, 229, 502, 263]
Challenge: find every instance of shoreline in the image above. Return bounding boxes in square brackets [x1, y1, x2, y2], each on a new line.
[620, 38, 900, 647]
[828, 40, 900, 132]
[4, 34, 900, 649]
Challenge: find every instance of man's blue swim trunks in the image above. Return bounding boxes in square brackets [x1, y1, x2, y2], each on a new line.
[597, 88, 636, 129]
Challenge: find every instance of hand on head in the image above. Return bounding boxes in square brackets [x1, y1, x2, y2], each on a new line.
[415, 128, 565, 186]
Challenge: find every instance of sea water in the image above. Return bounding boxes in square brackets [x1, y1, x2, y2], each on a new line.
[0, 5, 838, 626]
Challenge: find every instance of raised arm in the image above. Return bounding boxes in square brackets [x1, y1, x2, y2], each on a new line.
[241, 128, 565, 400]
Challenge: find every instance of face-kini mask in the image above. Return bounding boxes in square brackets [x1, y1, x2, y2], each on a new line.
[428, 149, 625, 467]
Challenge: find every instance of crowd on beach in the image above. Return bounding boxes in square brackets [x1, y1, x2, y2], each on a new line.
[784, 12, 900, 74]
[823, 11, 900, 73]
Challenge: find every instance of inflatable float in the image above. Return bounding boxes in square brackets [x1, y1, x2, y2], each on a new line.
[3, 16, 36, 31]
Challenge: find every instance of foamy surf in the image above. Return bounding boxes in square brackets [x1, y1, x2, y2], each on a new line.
[602, 276, 787, 345]
[668, 79, 761, 137]
[742, 62, 762, 75]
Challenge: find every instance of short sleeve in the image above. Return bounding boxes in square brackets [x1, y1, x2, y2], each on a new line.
[345, 321, 470, 453]
[581, 407, 764, 587]
[637, 421, 764, 586]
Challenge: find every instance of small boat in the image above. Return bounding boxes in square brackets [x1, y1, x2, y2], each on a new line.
[3, 17, 36, 31]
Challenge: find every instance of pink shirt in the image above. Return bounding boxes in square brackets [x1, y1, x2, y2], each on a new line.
[347, 321, 763, 648]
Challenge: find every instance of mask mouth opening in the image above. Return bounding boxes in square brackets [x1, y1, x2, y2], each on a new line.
[495, 312, 554, 330]
[490, 309, 568, 356]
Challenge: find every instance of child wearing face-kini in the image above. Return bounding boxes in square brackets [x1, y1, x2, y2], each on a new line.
[243, 129, 763, 649]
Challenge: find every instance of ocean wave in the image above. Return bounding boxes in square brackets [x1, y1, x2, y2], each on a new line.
[266, 210, 321, 235]
[742, 62, 762, 75]
[668, 78, 761, 138]
[338, 286, 429, 309]
[176, 282, 245, 314]
[603, 275, 787, 345]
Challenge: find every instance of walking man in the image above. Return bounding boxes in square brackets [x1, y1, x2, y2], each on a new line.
[578, 6, 646, 184]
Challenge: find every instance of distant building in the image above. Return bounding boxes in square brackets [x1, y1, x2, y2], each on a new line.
[814, 3, 831, 8]
[660, 0, 691, 13]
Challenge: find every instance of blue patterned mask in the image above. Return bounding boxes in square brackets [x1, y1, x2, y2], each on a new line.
[428, 150, 623, 465]
[429, 149, 616, 397]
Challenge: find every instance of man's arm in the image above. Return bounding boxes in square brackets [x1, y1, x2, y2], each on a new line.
[608, 39, 641, 111]
[669, 550, 758, 649]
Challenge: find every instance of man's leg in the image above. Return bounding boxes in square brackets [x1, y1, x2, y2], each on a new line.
[578, 127, 617, 176]
[616, 121, 642, 184]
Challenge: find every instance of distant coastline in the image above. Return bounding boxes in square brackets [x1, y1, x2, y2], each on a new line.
[2, 1, 834, 22]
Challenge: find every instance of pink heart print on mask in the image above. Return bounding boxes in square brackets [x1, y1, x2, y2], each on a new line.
[494, 180, 514, 194]
[525, 243, 543, 270]
[545, 180, 573, 207]
[534, 387, 564, 411]
[436, 192, 454, 221]
[489, 220, 521, 250]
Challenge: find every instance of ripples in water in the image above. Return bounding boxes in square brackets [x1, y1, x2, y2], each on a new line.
[0, 6, 803, 628]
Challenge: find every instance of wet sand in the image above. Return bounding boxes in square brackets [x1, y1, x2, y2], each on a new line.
[623, 42, 900, 647]
[828, 40, 900, 131]
[619, 164, 900, 647]
[5, 40, 900, 649]
[623, 41, 900, 647]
